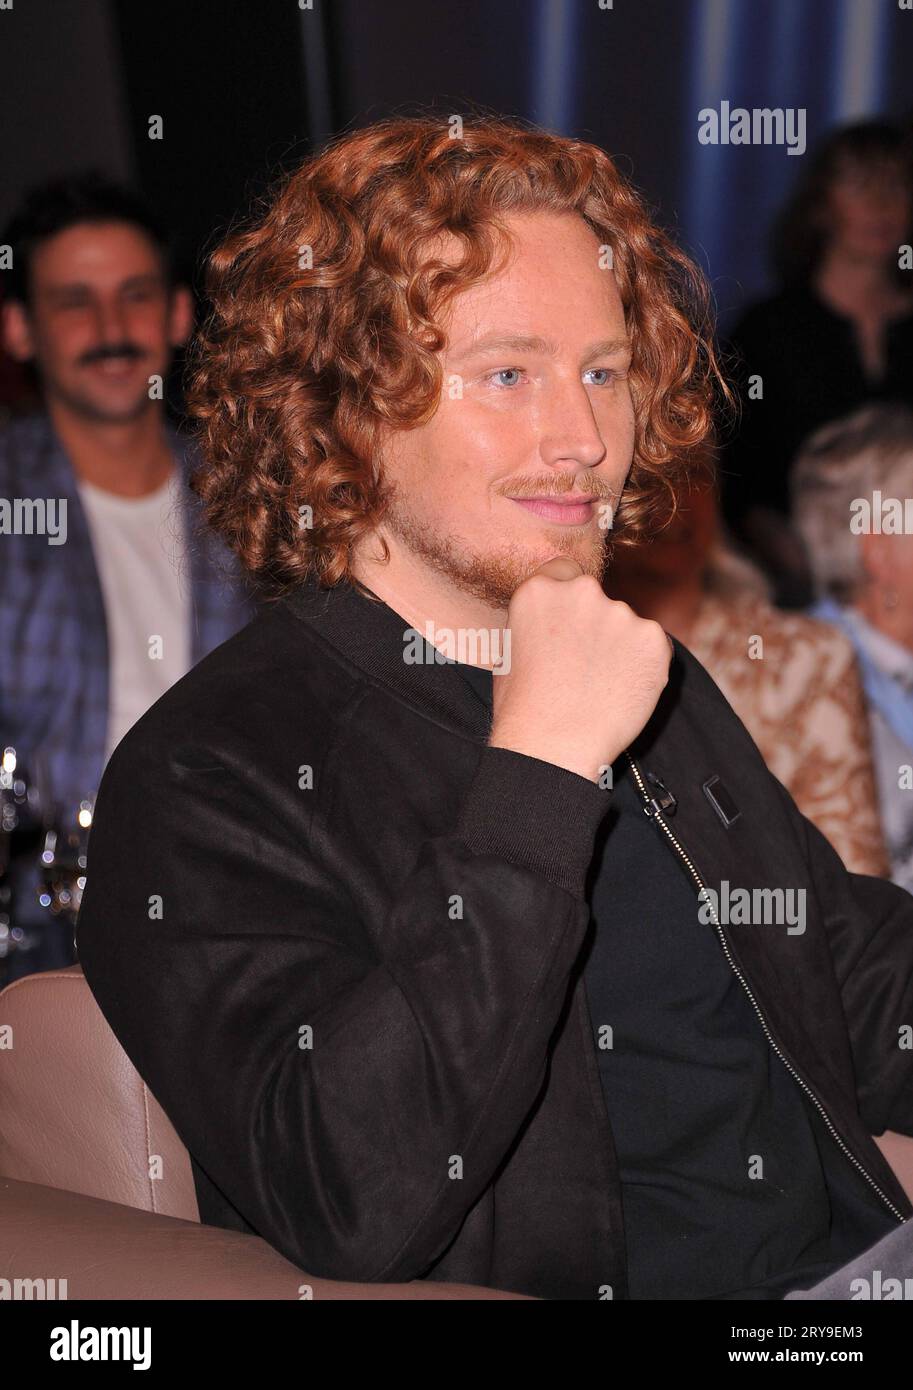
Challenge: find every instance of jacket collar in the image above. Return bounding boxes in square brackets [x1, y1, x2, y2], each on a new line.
[281, 572, 512, 742]
[281, 572, 694, 752]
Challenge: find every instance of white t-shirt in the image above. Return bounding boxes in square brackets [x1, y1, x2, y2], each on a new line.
[78, 470, 192, 763]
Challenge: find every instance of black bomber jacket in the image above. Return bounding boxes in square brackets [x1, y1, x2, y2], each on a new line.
[76, 573, 913, 1300]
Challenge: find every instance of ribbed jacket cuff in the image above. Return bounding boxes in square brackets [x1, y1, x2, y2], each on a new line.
[455, 744, 613, 898]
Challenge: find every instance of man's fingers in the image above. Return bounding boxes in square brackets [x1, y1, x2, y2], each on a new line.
[524, 562, 675, 665]
[531, 557, 585, 582]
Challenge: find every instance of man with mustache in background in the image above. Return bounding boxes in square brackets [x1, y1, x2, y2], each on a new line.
[0, 174, 253, 979]
[76, 118, 913, 1301]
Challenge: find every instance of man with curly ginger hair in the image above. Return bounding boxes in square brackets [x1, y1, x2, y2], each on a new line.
[76, 116, 913, 1301]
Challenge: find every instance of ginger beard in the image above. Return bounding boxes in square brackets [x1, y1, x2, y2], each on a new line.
[378, 470, 619, 611]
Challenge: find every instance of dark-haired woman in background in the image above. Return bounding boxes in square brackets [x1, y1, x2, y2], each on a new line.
[721, 121, 913, 607]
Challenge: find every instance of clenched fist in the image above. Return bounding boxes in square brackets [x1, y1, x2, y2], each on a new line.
[489, 557, 673, 783]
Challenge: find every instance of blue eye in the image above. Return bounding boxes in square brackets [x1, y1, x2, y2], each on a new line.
[487, 368, 524, 388]
[483, 366, 622, 389]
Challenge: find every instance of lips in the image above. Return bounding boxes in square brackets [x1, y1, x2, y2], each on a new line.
[509, 495, 596, 525]
[85, 358, 143, 377]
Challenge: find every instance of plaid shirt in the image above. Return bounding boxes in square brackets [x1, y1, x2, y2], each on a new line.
[0, 412, 257, 939]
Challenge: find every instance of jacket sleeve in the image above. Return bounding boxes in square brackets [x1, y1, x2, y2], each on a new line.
[75, 731, 612, 1286]
[770, 773, 913, 1138]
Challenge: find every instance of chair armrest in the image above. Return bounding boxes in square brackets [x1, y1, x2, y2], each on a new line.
[0, 1177, 534, 1300]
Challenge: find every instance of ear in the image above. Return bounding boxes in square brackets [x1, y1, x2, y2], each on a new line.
[2, 299, 37, 362]
[166, 284, 195, 350]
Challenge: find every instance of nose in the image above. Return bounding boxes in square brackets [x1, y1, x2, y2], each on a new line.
[537, 377, 608, 473]
[92, 297, 130, 345]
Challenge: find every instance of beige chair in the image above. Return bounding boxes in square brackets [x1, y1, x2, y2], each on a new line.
[0, 965, 198, 1219]
[2, 965, 911, 1299]
[0, 965, 531, 1300]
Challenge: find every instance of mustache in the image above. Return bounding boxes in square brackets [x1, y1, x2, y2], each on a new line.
[496, 475, 619, 503]
[80, 344, 146, 365]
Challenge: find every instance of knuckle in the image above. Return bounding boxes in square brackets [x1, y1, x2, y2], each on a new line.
[575, 572, 602, 593]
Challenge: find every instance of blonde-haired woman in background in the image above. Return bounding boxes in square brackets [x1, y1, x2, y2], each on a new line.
[793, 404, 913, 894]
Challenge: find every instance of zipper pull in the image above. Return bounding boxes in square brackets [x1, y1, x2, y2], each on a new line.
[644, 771, 677, 818]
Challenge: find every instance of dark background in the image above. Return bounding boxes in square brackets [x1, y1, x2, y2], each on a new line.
[3, 0, 913, 329]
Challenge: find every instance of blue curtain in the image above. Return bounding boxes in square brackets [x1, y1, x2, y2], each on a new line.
[684, 0, 895, 322]
[527, 0, 906, 329]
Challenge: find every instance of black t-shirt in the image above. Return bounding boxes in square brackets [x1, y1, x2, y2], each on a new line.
[452, 656, 897, 1300]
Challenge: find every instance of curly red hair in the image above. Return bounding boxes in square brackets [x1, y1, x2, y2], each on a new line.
[186, 114, 727, 595]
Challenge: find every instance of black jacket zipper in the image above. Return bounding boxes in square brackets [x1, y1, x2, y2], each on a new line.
[625, 750, 907, 1226]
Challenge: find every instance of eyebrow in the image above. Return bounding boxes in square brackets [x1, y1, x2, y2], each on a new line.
[450, 332, 632, 362]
